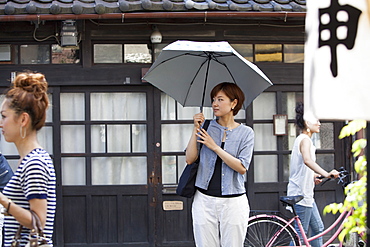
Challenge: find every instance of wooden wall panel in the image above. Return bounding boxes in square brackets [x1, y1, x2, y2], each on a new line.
[122, 195, 150, 243]
[161, 196, 194, 243]
[250, 192, 280, 213]
[91, 195, 118, 243]
[63, 196, 87, 243]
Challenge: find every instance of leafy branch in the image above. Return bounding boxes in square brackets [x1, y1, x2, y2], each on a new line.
[323, 120, 367, 241]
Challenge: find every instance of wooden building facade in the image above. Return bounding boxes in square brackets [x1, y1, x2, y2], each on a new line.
[0, 1, 352, 246]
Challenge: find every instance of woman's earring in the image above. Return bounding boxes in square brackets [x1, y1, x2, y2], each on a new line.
[20, 126, 26, 139]
[307, 128, 310, 133]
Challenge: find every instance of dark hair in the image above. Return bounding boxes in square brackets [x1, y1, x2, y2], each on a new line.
[210, 82, 245, 116]
[295, 102, 305, 130]
[5, 72, 49, 131]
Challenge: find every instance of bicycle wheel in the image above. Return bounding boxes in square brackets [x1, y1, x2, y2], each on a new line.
[244, 215, 300, 247]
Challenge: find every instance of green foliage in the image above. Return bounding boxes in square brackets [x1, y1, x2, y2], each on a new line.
[324, 120, 367, 242]
[339, 120, 367, 139]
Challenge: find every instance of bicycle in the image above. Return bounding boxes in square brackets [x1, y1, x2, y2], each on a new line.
[244, 168, 364, 247]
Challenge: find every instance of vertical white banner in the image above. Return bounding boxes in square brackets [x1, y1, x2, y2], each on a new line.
[304, 0, 370, 121]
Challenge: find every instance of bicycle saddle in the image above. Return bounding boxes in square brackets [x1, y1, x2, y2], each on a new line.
[279, 195, 304, 206]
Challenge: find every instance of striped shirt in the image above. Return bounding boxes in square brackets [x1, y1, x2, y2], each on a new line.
[2, 148, 56, 247]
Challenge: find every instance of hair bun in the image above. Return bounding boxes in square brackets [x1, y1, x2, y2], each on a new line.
[294, 102, 305, 129]
[7, 72, 49, 131]
[295, 102, 304, 115]
[13, 73, 48, 100]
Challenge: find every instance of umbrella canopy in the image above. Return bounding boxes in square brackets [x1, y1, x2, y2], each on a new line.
[143, 40, 273, 110]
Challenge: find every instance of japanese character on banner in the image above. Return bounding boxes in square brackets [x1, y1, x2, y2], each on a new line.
[304, 0, 370, 121]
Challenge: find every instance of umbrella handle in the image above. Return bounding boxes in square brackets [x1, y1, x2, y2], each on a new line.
[198, 106, 204, 127]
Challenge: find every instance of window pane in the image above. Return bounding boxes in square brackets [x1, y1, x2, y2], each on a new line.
[312, 123, 334, 149]
[0, 135, 18, 155]
[0, 45, 11, 61]
[282, 123, 297, 150]
[107, 125, 131, 153]
[132, 124, 147, 153]
[160, 93, 213, 120]
[92, 157, 147, 185]
[283, 123, 335, 151]
[177, 105, 204, 120]
[62, 157, 86, 185]
[20, 45, 50, 64]
[235, 109, 246, 120]
[124, 44, 151, 63]
[255, 44, 282, 62]
[46, 94, 53, 123]
[283, 154, 290, 182]
[231, 44, 253, 62]
[38, 126, 53, 155]
[161, 124, 193, 152]
[316, 154, 334, 172]
[284, 44, 304, 63]
[6, 160, 18, 173]
[91, 92, 146, 121]
[177, 156, 186, 182]
[52, 44, 80, 64]
[281, 92, 303, 119]
[163, 155, 188, 185]
[60, 93, 85, 121]
[61, 125, 85, 153]
[91, 125, 106, 153]
[94, 44, 122, 63]
[254, 155, 278, 182]
[253, 92, 276, 120]
[154, 43, 168, 60]
[162, 156, 177, 184]
[161, 93, 176, 120]
[254, 124, 276, 151]
[177, 103, 213, 120]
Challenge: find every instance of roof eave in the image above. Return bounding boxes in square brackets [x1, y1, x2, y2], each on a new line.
[0, 11, 306, 22]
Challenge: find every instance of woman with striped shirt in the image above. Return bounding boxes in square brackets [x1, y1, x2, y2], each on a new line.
[0, 72, 56, 246]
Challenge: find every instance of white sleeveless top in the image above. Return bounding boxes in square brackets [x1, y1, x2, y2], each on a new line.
[287, 134, 316, 207]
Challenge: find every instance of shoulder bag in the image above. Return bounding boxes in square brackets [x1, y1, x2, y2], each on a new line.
[12, 210, 52, 247]
[176, 120, 210, 198]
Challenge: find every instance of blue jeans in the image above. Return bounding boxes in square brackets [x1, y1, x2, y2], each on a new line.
[293, 202, 324, 247]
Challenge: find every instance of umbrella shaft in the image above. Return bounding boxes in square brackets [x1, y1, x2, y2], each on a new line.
[201, 56, 211, 109]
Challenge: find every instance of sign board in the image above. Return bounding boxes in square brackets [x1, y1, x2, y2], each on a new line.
[273, 114, 288, 136]
[162, 201, 183, 211]
[304, 0, 370, 121]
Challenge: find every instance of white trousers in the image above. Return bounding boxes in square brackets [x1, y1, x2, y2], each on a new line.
[192, 190, 250, 247]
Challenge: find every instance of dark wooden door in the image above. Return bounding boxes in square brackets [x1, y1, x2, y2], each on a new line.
[53, 85, 160, 247]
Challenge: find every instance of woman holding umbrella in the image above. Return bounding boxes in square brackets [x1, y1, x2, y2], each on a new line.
[185, 82, 254, 247]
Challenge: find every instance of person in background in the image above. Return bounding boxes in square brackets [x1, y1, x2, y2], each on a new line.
[0, 72, 56, 247]
[0, 153, 14, 246]
[185, 82, 254, 247]
[287, 102, 339, 247]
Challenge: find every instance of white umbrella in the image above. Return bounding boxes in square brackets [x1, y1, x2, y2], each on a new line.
[143, 40, 273, 110]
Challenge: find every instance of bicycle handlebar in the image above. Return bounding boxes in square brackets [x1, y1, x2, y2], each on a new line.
[316, 167, 350, 187]
[316, 175, 335, 179]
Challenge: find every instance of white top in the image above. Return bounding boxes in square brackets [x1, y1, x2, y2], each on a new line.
[287, 134, 316, 207]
